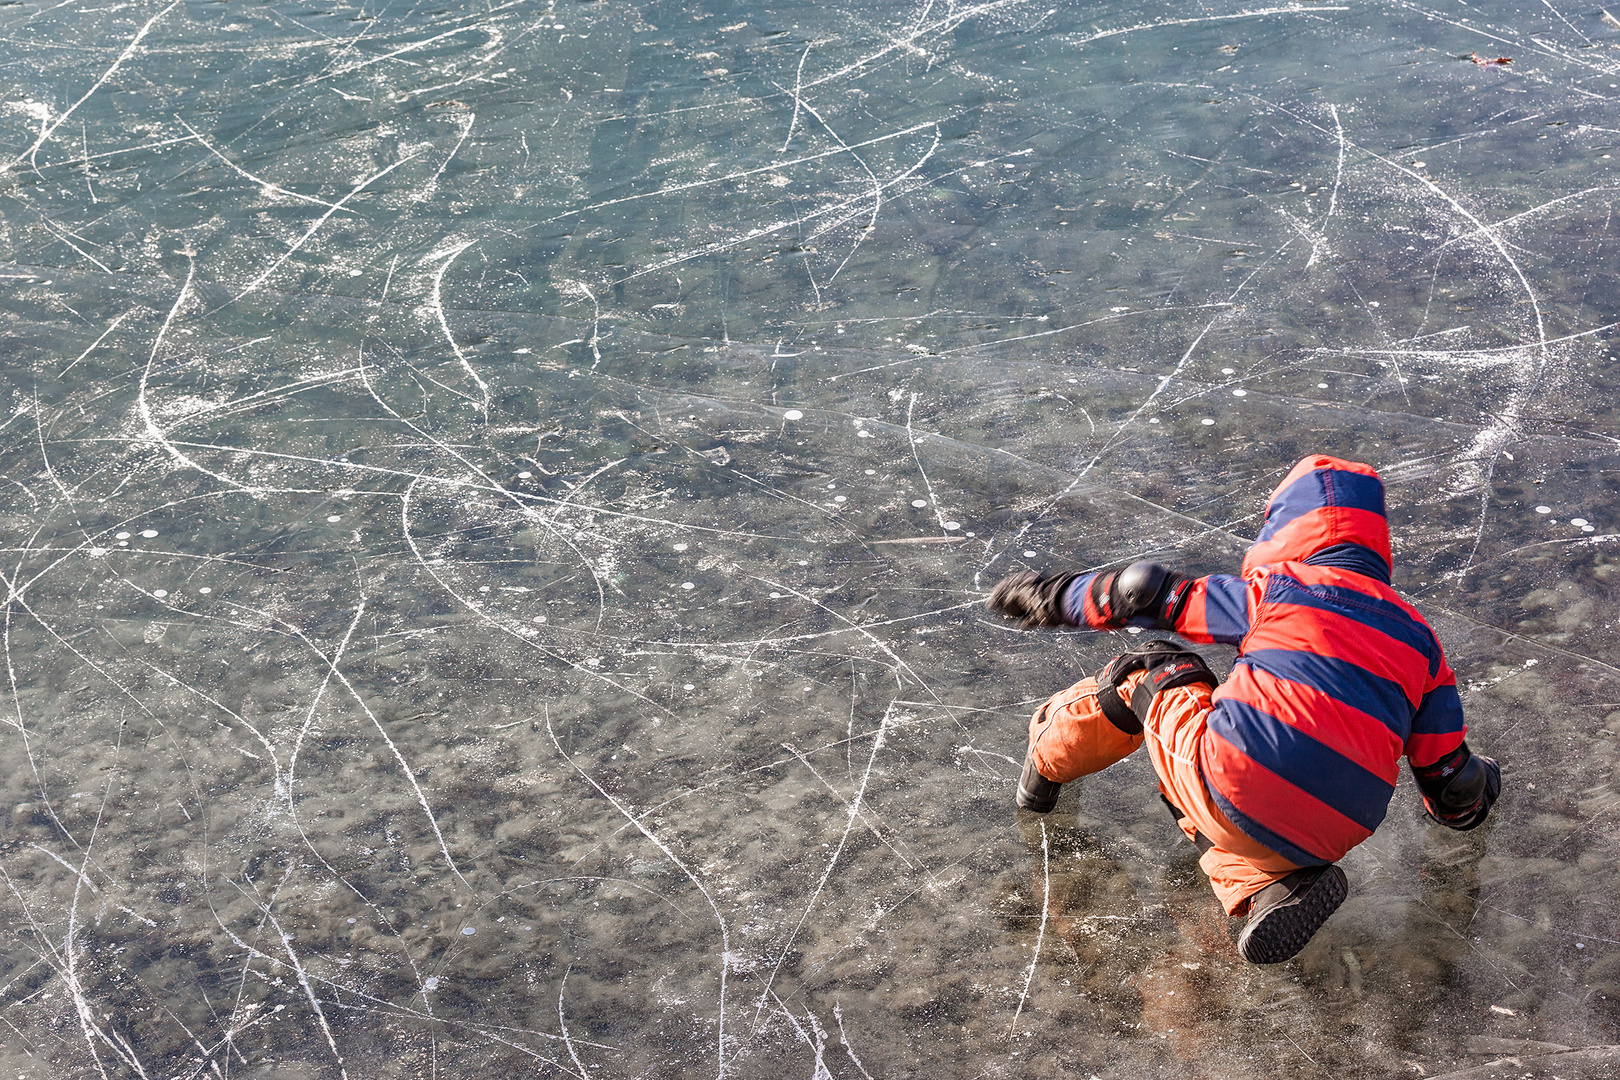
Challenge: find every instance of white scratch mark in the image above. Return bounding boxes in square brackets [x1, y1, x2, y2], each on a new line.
[1008, 818, 1049, 1039]
[221, 149, 424, 308]
[424, 239, 492, 416]
[7, 0, 181, 173]
[779, 41, 814, 153]
[546, 711, 732, 1079]
[58, 309, 134, 377]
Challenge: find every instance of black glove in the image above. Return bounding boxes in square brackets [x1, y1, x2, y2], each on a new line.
[987, 570, 1082, 628]
[1084, 561, 1193, 630]
[1094, 640, 1217, 734]
[1412, 742, 1500, 831]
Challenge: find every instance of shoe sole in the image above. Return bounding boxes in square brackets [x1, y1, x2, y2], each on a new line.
[1238, 866, 1348, 964]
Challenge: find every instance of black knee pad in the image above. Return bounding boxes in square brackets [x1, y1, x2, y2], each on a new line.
[1096, 640, 1217, 734]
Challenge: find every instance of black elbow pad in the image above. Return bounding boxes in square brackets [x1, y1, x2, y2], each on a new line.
[1101, 561, 1192, 630]
[1114, 561, 1170, 613]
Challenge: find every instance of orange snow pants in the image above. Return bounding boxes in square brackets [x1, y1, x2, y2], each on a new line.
[1027, 671, 1301, 915]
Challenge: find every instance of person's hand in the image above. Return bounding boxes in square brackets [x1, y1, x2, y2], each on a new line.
[1413, 744, 1500, 831]
[986, 571, 1080, 628]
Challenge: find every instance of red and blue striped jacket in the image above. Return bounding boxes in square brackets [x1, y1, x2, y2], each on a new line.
[1073, 455, 1467, 867]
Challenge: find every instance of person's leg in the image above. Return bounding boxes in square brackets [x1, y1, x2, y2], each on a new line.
[1137, 680, 1301, 907]
[1138, 679, 1348, 961]
[1018, 674, 1146, 811]
[1157, 793, 1292, 915]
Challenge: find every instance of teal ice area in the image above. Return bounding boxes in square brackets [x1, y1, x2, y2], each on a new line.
[0, 0, 1616, 1075]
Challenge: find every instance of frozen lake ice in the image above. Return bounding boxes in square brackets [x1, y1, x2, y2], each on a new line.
[0, 0, 1617, 1075]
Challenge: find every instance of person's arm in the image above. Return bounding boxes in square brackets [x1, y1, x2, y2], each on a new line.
[1406, 655, 1500, 830]
[986, 561, 1251, 645]
[1405, 660, 1466, 768]
[1068, 564, 1251, 645]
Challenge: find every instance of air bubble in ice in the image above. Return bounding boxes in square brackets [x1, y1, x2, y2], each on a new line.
[1571, 518, 1589, 527]
[462, 927, 476, 935]
[681, 582, 695, 590]
[1536, 505, 1552, 514]
[115, 532, 130, 540]
[673, 542, 688, 551]
[425, 977, 439, 990]
[834, 495, 847, 503]
[782, 409, 804, 420]
[198, 587, 211, 594]
[517, 471, 532, 478]
[1201, 418, 1215, 425]
[1023, 550, 1037, 558]
[1221, 367, 1235, 375]
[141, 529, 159, 538]
[153, 589, 168, 598]
[857, 430, 873, 438]
[327, 515, 341, 523]
[1232, 389, 1247, 397]
[911, 499, 928, 508]
[683, 684, 695, 691]
[944, 521, 961, 530]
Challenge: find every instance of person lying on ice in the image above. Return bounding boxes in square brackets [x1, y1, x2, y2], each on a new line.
[987, 454, 1500, 964]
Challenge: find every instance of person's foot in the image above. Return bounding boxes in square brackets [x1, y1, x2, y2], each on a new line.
[1236, 864, 1348, 964]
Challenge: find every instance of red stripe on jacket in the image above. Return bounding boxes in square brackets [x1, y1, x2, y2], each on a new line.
[1200, 729, 1375, 863]
[1242, 602, 1430, 708]
[1244, 507, 1393, 578]
[1217, 663, 1405, 783]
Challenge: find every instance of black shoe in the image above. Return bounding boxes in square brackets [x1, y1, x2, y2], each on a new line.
[1016, 746, 1062, 813]
[1236, 864, 1348, 964]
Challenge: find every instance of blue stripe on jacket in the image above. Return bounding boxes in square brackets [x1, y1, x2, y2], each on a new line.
[1412, 682, 1465, 736]
[1239, 649, 1414, 741]
[1302, 542, 1391, 584]
[1263, 574, 1442, 676]
[1258, 468, 1387, 542]
[1202, 573, 1250, 643]
[1206, 699, 1395, 833]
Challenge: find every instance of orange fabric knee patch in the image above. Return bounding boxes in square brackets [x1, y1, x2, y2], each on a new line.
[1028, 675, 1145, 784]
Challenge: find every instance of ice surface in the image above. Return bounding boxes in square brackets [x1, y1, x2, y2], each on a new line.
[0, 0, 1616, 1075]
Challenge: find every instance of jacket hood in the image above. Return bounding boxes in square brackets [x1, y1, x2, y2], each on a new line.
[1242, 455, 1392, 578]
